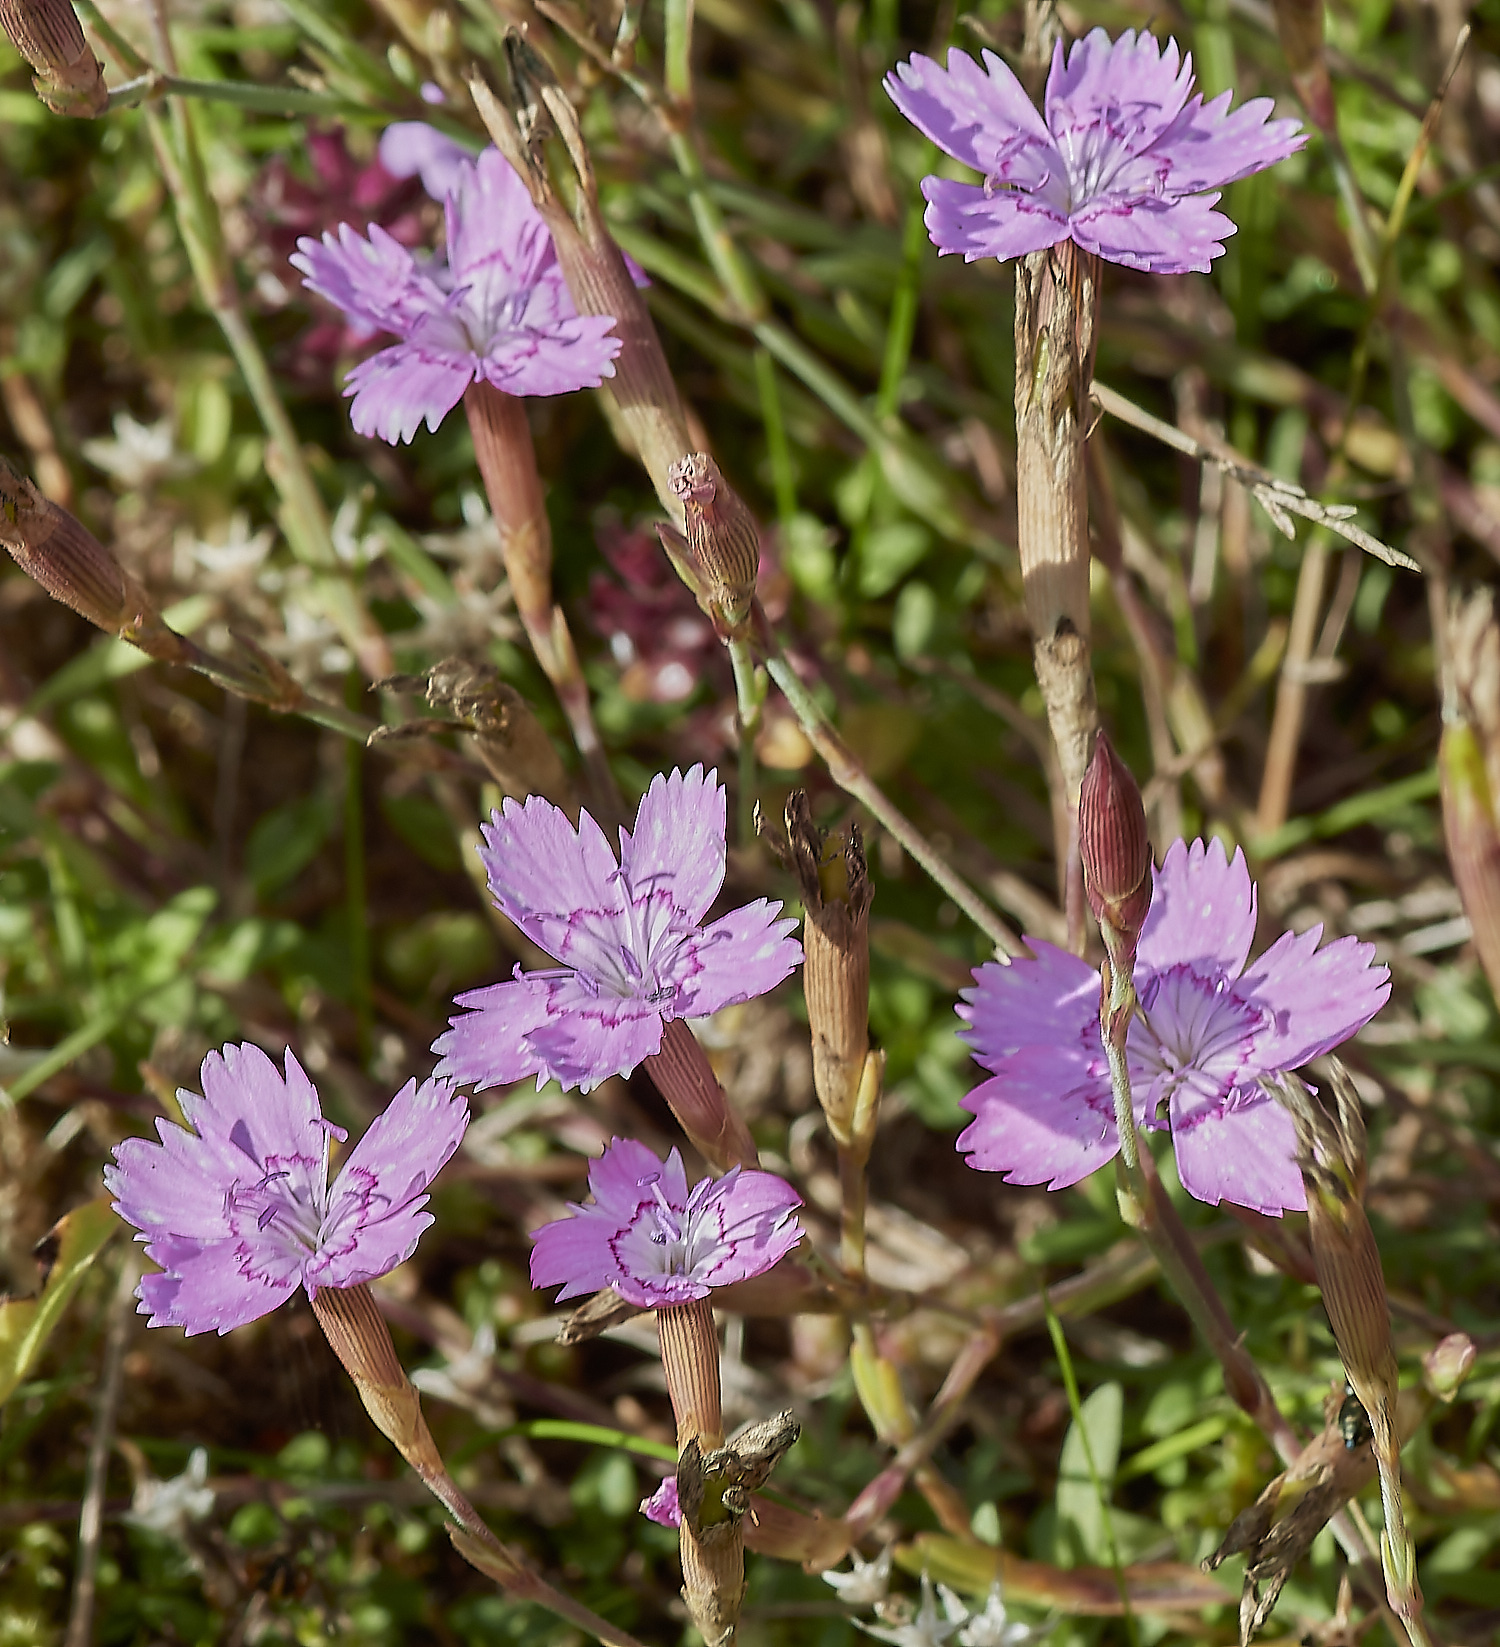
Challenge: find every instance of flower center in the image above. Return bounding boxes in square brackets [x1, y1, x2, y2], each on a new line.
[226, 1150, 326, 1255]
[633, 1173, 730, 1279]
[1131, 967, 1264, 1119]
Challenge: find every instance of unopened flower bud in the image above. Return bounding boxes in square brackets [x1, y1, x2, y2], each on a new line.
[1423, 1332, 1477, 1402]
[773, 790, 873, 1145]
[1079, 730, 1152, 968]
[1441, 589, 1500, 1006]
[668, 453, 761, 635]
[0, 0, 106, 116]
[0, 457, 167, 639]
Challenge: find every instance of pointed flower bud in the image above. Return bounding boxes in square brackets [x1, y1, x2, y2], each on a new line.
[667, 453, 761, 636]
[0, 0, 106, 117]
[1423, 1333, 1476, 1402]
[1, 457, 148, 633]
[1078, 731, 1152, 968]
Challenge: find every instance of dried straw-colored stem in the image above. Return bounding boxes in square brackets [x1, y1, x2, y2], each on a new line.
[1014, 242, 1099, 817]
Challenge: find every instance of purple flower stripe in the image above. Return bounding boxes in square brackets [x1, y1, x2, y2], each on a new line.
[104, 1044, 468, 1335]
[956, 838, 1389, 1214]
[885, 28, 1305, 274]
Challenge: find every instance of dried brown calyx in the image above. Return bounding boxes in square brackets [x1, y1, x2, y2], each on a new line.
[763, 790, 874, 1145]
[0, 0, 106, 116]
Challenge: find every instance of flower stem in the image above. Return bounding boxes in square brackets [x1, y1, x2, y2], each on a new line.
[311, 1285, 643, 1647]
[727, 634, 762, 848]
[464, 383, 621, 823]
[1100, 962, 1301, 1465]
[761, 644, 1019, 955]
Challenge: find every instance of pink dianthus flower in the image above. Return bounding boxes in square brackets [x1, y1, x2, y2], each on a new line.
[291, 138, 622, 442]
[957, 838, 1389, 1214]
[885, 28, 1305, 274]
[529, 1137, 803, 1309]
[104, 1044, 468, 1335]
[432, 766, 802, 1094]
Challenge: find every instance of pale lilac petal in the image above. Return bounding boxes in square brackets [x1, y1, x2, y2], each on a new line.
[919, 177, 1071, 263]
[292, 222, 441, 338]
[957, 1051, 1119, 1189]
[588, 1136, 677, 1213]
[477, 795, 632, 976]
[475, 312, 622, 398]
[105, 1131, 238, 1240]
[530, 1209, 625, 1300]
[668, 901, 802, 1019]
[136, 1235, 300, 1336]
[1237, 928, 1391, 1074]
[447, 148, 556, 286]
[432, 971, 558, 1091]
[697, 1171, 804, 1287]
[523, 975, 666, 1091]
[1136, 838, 1257, 982]
[884, 50, 1057, 179]
[1044, 30, 1193, 172]
[619, 765, 726, 926]
[317, 1079, 469, 1286]
[641, 1477, 681, 1526]
[378, 121, 473, 201]
[1169, 1086, 1306, 1215]
[1145, 92, 1307, 196]
[958, 941, 1099, 1072]
[1068, 190, 1237, 275]
[343, 344, 474, 443]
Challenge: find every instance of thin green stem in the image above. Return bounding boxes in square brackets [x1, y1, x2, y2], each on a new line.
[754, 348, 798, 526]
[727, 635, 762, 848]
[344, 674, 372, 1064]
[663, 0, 695, 109]
[875, 201, 926, 421]
[107, 73, 358, 115]
[762, 645, 1018, 955]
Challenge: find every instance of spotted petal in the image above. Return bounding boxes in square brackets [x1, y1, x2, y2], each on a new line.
[920, 176, 1072, 263]
[1238, 926, 1391, 1074]
[885, 49, 1059, 183]
[1168, 1084, 1306, 1214]
[1136, 837, 1257, 981]
[957, 1049, 1118, 1189]
[959, 941, 1099, 1072]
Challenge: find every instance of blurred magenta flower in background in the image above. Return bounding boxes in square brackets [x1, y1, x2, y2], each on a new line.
[529, 1137, 803, 1308]
[433, 766, 803, 1094]
[956, 838, 1390, 1214]
[105, 1044, 468, 1335]
[885, 28, 1305, 272]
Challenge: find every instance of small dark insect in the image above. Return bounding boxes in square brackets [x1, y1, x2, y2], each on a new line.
[1338, 1385, 1372, 1451]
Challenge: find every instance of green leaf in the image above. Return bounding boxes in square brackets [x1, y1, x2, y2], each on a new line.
[1055, 1380, 1123, 1566]
[245, 794, 335, 899]
[0, 1198, 119, 1406]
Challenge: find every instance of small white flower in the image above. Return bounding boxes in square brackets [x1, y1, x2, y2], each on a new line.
[856, 1575, 962, 1647]
[81, 412, 189, 488]
[957, 1581, 1051, 1647]
[126, 1446, 215, 1538]
[823, 1544, 895, 1607]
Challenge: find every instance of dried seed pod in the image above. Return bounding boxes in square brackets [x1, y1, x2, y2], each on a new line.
[0, 0, 107, 116]
[668, 453, 761, 635]
[773, 790, 873, 1144]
